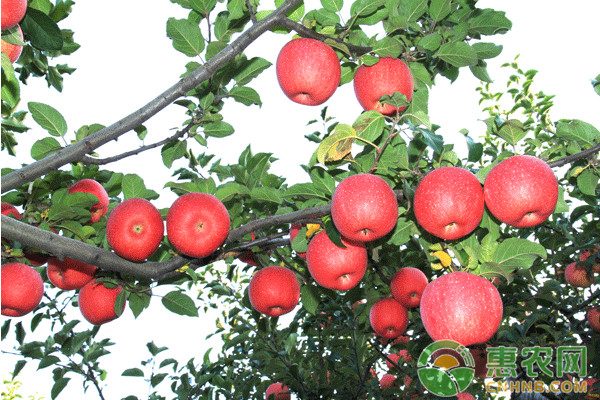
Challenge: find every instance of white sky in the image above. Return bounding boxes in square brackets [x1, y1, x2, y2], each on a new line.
[1, 0, 599, 398]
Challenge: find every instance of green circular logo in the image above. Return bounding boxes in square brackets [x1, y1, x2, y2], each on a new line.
[417, 340, 475, 397]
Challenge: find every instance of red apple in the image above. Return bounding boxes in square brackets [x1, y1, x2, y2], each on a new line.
[306, 231, 367, 291]
[380, 373, 398, 389]
[78, 279, 125, 325]
[1, 0, 27, 30]
[106, 198, 164, 262]
[47, 257, 98, 291]
[1, 24, 23, 63]
[265, 382, 290, 400]
[1, 262, 44, 317]
[420, 271, 503, 346]
[331, 174, 398, 242]
[248, 266, 300, 317]
[68, 179, 109, 223]
[457, 393, 475, 400]
[167, 192, 230, 258]
[369, 298, 409, 339]
[353, 57, 414, 115]
[483, 155, 558, 228]
[565, 262, 594, 288]
[587, 307, 600, 333]
[413, 166, 484, 240]
[1, 202, 21, 219]
[276, 38, 341, 106]
[390, 267, 428, 308]
[580, 247, 600, 274]
[386, 349, 412, 369]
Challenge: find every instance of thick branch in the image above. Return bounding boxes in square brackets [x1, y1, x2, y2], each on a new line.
[1, 190, 405, 281]
[0, 0, 303, 194]
[548, 142, 600, 168]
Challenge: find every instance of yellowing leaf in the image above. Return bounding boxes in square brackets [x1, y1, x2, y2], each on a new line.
[316, 124, 358, 164]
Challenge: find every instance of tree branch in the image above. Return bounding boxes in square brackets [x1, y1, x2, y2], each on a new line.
[548, 142, 600, 168]
[0, 0, 304, 194]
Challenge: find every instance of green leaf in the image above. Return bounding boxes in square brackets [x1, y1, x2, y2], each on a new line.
[472, 42, 503, 59]
[435, 42, 478, 67]
[122, 368, 145, 377]
[190, 0, 217, 15]
[234, 57, 272, 85]
[161, 291, 199, 317]
[419, 129, 444, 154]
[31, 137, 62, 160]
[463, 132, 483, 163]
[166, 18, 205, 57]
[204, 121, 234, 138]
[419, 32, 442, 52]
[468, 8, 512, 36]
[493, 238, 547, 270]
[372, 37, 403, 58]
[1, 54, 20, 109]
[214, 182, 250, 201]
[350, 0, 384, 17]
[21, 8, 63, 51]
[250, 187, 283, 204]
[470, 62, 492, 83]
[321, 0, 343, 12]
[121, 174, 147, 200]
[147, 341, 168, 356]
[398, 0, 427, 22]
[228, 86, 262, 107]
[301, 285, 320, 315]
[428, 0, 452, 22]
[161, 140, 187, 168]
[38, 355, 61, 370]
[577, 169, 599, 196]
[316, 124, 357, 164]
[28, 102, 67, 136]
[497, 119, 525, 145]
[556, 119, 600, 147]
[51, 377, 70, 400]
[285, 183, 328, 200]
[353, 111, 385, 142]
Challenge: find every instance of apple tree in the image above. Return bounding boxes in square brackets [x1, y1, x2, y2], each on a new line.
[1, 0, 599, 399]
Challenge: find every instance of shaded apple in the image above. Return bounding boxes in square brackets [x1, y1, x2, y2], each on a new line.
[47, 257, 98, 291]
[587, 307, 600, 333]
[265, 382, 290, 400]
[78, 279, 125, 325]
[68, 178, 109, 223]
[565, 262, 594, 288]
[1, 24, 23, 63]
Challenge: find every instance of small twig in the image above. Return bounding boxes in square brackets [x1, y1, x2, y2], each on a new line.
[548, 142, 600, 168]
[245, 0, 257, 23]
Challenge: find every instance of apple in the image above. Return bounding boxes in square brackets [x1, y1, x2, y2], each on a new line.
[457, 393, 475, 400]
[386, 349, 412, 369]
[78, 279, 125, 325]
[580, 247, 600, 274]
[107, 198, 164, 262]
[420, 271, 503, 346]
[1, 24, 23, 63]
[68, 178, 109, 223]
[413, 166, 484, 240]
[587, 307, 600, 333]
[390, 267, 428, 308]
[167, 192, 230, 258]
[248, 266, 300, 317]
[1, 0, 27, 30]
[565, 262, 594, 288]
[330, 174, 398, 242]
[306, 231, 368, 291]
[1, 202, 21, 219]
[276, 37, 341, 106]
[369, 298, 409, 339]
[380, 373, 397, 390]
[483, 155, 558, 228]
[1, 262, 44, 317]
[47, 257, 98, 291]
[353, 57, 414, 115]
[265, 382, 290, 400]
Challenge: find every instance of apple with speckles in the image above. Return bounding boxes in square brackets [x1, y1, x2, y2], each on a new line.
[264, 382, 290, 400]
[390, 267, 428, 308]
[414, 167, 484, 240]
[484, 155, 558, 228]
[248, 266, 300, 317]
[420, 271, 503, 346]
[1, 262, 44, 317]
[587, 307, 600, 333]
[370, 298, 409, 339]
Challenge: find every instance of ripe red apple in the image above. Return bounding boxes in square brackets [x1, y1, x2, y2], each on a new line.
[587, 307, 600, 333]
[457, 393, 475, 400]
[1, 24, 23, 63]
[1, 262, 44, 317]
[390, 267, 428, 308]
[106, 198, 164, 262]
[1, 202, 21, 219]
[68, 179, 109, 223]
[78, 279, 125, 325]
[565, 262, 594, 288]
[47, 257, 98, 291]
[580, 247, 600, 274]
[1, 0, 27, 30]
[413, 167, 484, 240]
[420, 271, 503, 346]
[167, 192, 230, 258]
[306, 231, 368, 291]
[483, 155, 558, 228]
[386, 349, 412, 369]
[248, 266, 300, 317]
[353, 57, 414, 115]
[380, 373, 397, 390]
[265, 382, 290, 400]
[331, 174, 398, 242]
[369, 298, 409, 339]
[276, 38, 341, 106]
